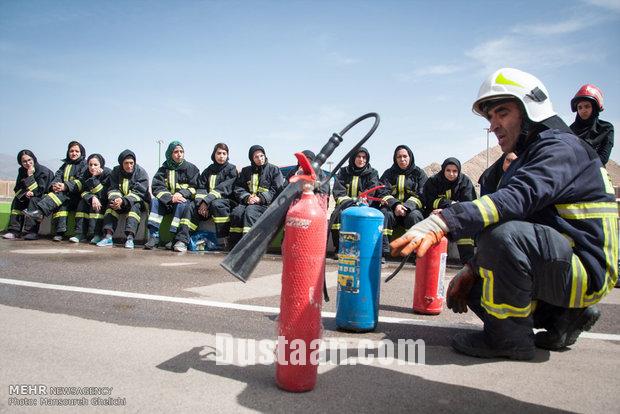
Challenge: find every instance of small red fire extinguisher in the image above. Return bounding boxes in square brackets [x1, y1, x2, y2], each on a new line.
[413, 237, 448, 314]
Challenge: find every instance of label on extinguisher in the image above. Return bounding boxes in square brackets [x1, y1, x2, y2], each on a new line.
[337, 232, 360, 293]
[437, 252, 448, 299]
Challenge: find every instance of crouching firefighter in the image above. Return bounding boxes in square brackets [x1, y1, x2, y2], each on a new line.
[97, 150, 150, 249]
[228, 145, 284, 249]
[391, 68, 618, 360]
[145, 141, 200, 249]
[174, 143, 238, 252]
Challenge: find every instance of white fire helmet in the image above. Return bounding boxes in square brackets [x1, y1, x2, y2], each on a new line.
[472, 68, 556, 123]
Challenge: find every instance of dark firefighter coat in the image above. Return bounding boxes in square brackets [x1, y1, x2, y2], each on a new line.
[570, 115, 614, 165]
[195, 161, 238, 206]
[80, 167, 112, 204]
[13, 157, 54, 201]
[423, 157, 477, 214]
[332, 147, 381, 206]
[379, 145, 428, 212]
[50, 143, 88, 195]
[151, 160, 200, 205]
[233, 155, 283, 206]
[441, 119, 618, 307]
[107, 150, 151, 206]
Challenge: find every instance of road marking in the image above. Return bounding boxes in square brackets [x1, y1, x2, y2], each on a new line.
[10, 249, 93, 254]
[161, 262, 198, 267]
[0, 277, 618, 341]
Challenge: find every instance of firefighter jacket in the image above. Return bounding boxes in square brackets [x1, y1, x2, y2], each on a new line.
[13, 161, 54, 201]
[195, 161, 238, 206]
[80, 167, 112, 204]
[332, 147, 381, 206]
[379, 145, 428, 212]
[50, 143, 88, 195]
[441, 120, 618, 306]
[107, 162, 151, 206]
[233, 163, 284, 205]
[570, 115, 614, 165]
[151, 160, 200, 205]
[423, 157, 477, 214]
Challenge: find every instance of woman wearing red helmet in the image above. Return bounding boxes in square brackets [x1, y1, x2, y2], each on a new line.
[570, 84, 614, 165]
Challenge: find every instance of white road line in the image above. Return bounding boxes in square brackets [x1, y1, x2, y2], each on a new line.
[0, 277, 618, 341]
[160, 262, 198, 267]
[10, 249, 93, 254]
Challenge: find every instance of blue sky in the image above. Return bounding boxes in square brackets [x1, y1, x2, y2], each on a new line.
[1, 0, 619, 176]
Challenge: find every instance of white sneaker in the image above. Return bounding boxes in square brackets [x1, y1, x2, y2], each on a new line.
[2, 232, 17, 240]
[69, 236, 80, 243]
[52, 235, 63, 242]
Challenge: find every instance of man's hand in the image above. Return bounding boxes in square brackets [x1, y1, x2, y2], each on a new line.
[197, 202, 209, 218]
[394, 204, 407, 217]
[171, 193, 187, 204]
[91, 196, 101, 213]
[446, 264, 478, 313]
[390, 214, 448, 257]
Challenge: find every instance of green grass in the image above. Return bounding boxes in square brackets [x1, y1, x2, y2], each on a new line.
[0, 201, 10, 231]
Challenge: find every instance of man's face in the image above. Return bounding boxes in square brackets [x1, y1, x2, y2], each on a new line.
[444, 164, 458, 182]
[214, 148, 228, 165]
[577, 100, 593, 121]
[395, 149, 410, 169]
[68, 145, 81, 161]
[486, 100, 523, 153]
[171, 146, 184, 163]
[123, 159, 135, 173]
[354, 152, 367, 169]
[252, 151, 265, 166]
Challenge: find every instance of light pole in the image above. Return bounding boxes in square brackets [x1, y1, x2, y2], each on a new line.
[484, 128, 490, 168]
[156, 139, 164, 166]
[326, 161, 334, 173]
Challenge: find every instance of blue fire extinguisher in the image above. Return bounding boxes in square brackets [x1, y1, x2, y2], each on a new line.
[335, 186, 384, 332]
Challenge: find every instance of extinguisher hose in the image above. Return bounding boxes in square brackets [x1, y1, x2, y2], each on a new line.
[384, 253, 412, 283]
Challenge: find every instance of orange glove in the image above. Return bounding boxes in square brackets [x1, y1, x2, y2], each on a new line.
[390, 214, 448, 257]
[446, 264, 479, 313]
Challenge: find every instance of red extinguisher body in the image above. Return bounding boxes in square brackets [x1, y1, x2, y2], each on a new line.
[276, 190, 328, 392]
[413, 237, 448, 315]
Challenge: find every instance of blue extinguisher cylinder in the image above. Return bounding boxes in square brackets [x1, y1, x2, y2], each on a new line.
[335, 204, 384, 332]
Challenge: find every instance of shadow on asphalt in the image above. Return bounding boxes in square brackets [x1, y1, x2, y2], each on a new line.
[156, 346, 559, 413]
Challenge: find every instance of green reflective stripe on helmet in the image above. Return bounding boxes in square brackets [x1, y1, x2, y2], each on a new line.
[495, 72, 523, 88]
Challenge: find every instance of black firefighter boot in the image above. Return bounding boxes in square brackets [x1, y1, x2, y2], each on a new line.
[534, 306, 601, 351]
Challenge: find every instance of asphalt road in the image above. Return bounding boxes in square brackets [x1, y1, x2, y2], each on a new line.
[0, 239, 619, 413]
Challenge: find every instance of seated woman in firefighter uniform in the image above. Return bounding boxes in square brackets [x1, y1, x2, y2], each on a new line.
[24, 140, 88, 241]
[330, 147, 381, 255]
[173, 143, 238, 252]
[71, 154, 111, 244]
[145, 141, 200, 250]
[423, 157, 477, 264]
[379, 145, 428, 258]
[228, 145, 284, 249]
[3, 150, 54, 240]
[96, 150, 150, 249]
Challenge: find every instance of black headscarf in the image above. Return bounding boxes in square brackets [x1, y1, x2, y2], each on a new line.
[248, 145, 267, 172]
[62, 140, 86, 164]
[571, 99, 605, 146]
[16, 149, 40, 177]
[210, 143, 230, 173]
[386, 145, 416, 175]
[348, 147, 372, 175]
[438, 157, 463, 191]
[117, 149, 136, 178]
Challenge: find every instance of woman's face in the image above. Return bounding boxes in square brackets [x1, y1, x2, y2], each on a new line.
[20, 154, 34, 169]
[171, 146, 184, 163]
[577, 100, 593, 121]
[123, 158, 135, 174]
[395, 149, 410, 169]
[252, 151, 265, 166]
[68, 145, 81, 161]
[444, 164, 459, 182]
[354, 152, 367, 169]
[88, 158, 101, 174]
[214, 148, 228, 165]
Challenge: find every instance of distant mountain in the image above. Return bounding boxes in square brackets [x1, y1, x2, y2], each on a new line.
[0, 153, 61, 180]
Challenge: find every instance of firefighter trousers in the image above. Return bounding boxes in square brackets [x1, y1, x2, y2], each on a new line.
[102, 200, 145, 237]
[75, 198, 107, 238]
[8, 196, 42, 234]
[36, 191, 80, 234]
[228, 204, 268, 247]
[175, 198, 234, 244]
[380, 207, 424, 254]
[329, 200, 356, 253]
[147, 199, 189, 235]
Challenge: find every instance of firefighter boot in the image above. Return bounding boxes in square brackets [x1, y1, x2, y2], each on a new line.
[534, 306, 600, 351]
[452, 313, 535, 360]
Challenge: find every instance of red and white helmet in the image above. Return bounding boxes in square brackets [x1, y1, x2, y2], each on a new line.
[571, 84, 604, 112]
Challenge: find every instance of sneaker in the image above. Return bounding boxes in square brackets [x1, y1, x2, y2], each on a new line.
[144, 235, 159, 250]
[23, 233, 39, 240]
[90, 235, 102, 245]
[452, 332, 535, 361]
[173, 241, 187, 252]
[534, 306, 601, 351]
[97, 235, 113, 247]
[68, 236, 80, 243]
[52, 235, 63, 242]
[23, 209, 44, 221]
[165, 241, 173, 250]
[125, 236, 135, 250]
[2, 232, 17, 240]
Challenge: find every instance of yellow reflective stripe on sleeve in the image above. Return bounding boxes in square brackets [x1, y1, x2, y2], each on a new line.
[251, 174, 259, 194]
[176, 183, 189, 189]
[555, 201, 617, 220]
[14, 189, 23, 197]
[479, 267, 532, 319]
[383, 228, 393, 236]
[75, 212, 88, 219]
[382, 195, 395, 203]
[406, 196, 423, 209]
[229, 227, 244, 233]
[209, 190, 221, 199]
[257, 186, 268, 193]
[456, 238, 475, 246]
[81, 191, 89, 198]
[63, 165, 72, 182]
[121, 179, 129, 196]
[209, 175, 217, 192]
[336, 196, 352, 205]
[331, 223, 341, 230]
[11, 209, 24, 216]
[351, 176, 359, 197]
[584, 215, 618, 305]
[397, 175, 405, 201]
[156, 191, 172, 200]
[108, 191, 122, 198]
[446, 189, 452, 200]
[52, 211, 68, 219]
[91, 183, 103, 194]
[472, 195, 500, 227]
[104, 208, 119, 219]
[128, 211, 141, 222]
[569, 255, 588, 308]
[432, 198, 442, 209]
[195, 194, 207, 200]
[188, 187, 196, 195]
[242, 226, 252, 233]
[90, 213, 104, 220]
[127, 193, 141, 202]
[601, 167, 614, 194]
[171, 217, 181, 228]
[180, 218, 198, 231]
[148, 212, 163, 224]
[73, 179, 83, 191]
[48, 192, 63, 206]
[27, 182, 38, 191]
[212, 216, 231, 223]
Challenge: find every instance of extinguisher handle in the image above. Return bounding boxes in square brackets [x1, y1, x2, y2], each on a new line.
[358, 185, 385, 203]
[289, 152, 317, 184]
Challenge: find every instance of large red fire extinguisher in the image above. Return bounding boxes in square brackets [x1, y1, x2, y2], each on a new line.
[276, 153, 328, 392]
[413, 237, 448, 314]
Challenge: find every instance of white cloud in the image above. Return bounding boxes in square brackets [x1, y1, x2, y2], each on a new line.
[395, 64, 465, 83]
[511, 19, 590, 35]
[327, 51, 360, 66]
[584, 0, 620, 12]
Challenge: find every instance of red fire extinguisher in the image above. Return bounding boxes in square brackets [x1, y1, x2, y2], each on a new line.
[276, 153, 328, 392]
[413, 237, 448, 314]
